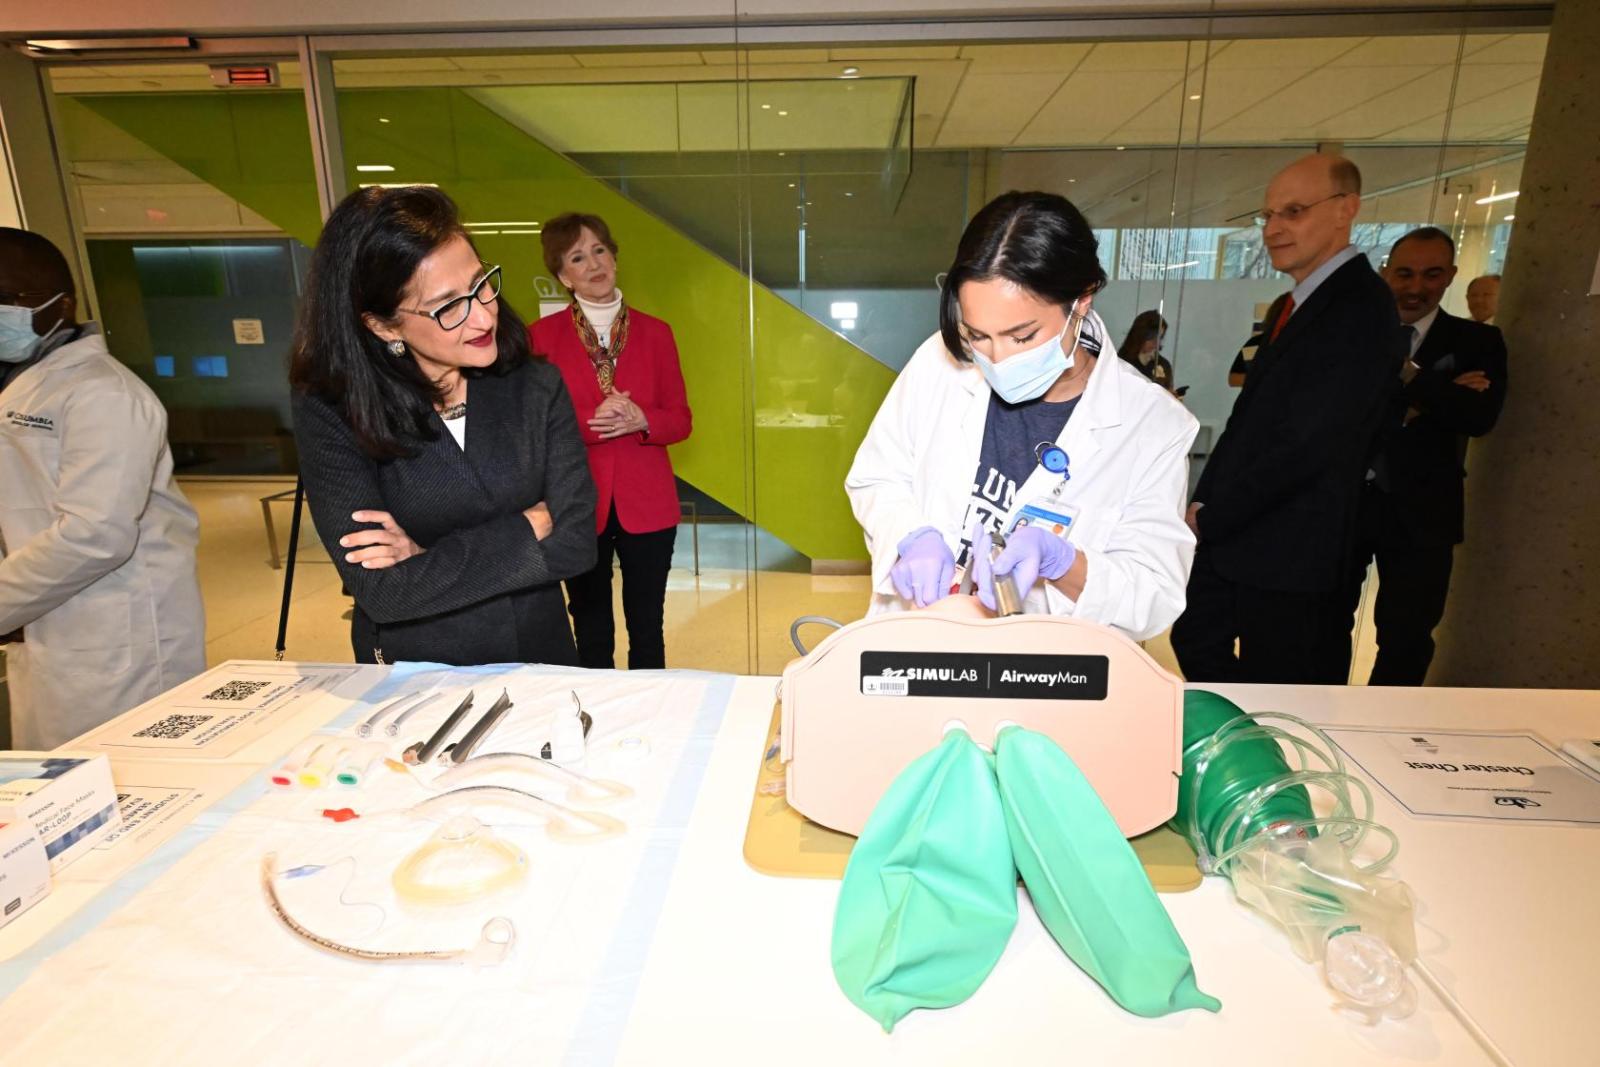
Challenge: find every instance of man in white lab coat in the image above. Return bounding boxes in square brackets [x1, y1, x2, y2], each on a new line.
[0, 228, 205, 748]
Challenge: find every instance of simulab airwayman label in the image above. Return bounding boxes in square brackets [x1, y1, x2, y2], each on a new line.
[859, 651, 1109, 700]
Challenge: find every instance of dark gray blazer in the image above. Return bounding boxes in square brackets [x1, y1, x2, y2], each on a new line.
[1383, 310, 1508, 547]
[1194, 253, 1407, 594]
[291, 357, 597, 666]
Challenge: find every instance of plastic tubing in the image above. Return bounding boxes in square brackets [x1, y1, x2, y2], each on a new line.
[390, 820, 529, 906]
[1176, 693, 1417, 1018]
[358, 692, 423, 739]
[388, 693, 442, 737]
[1209, 771, 1380, 870]
[433, 752, 633, 806]
[789, 615, 843, 656]
[407, 785, 626, 842]
[1211, 816, 1400, 878]
[1178, 708, 1380, 872]
[261, 853, 514, 964]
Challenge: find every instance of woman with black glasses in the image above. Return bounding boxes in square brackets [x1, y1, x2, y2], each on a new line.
[289, 186, 596, 666]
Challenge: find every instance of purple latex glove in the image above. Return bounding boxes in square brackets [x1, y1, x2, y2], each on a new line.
[974, 523, 1077, 612]
[889, 527, 956, 608]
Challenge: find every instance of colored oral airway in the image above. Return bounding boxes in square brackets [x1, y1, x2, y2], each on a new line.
[467, 334, 493, 347]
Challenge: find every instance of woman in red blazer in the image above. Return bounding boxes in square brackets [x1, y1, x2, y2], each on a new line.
[531, 213, 693, 669]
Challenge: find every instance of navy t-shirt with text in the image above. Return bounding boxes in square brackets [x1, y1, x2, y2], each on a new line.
[959, 392, 1079, 566]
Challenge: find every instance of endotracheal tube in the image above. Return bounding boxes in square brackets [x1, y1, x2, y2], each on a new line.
[260, 851, 515, 965]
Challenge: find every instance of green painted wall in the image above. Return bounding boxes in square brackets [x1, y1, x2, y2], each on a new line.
[75, 92, 324, 247]
[78, 86, 895, 560]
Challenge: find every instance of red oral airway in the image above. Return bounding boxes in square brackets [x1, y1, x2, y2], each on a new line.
[467, 334, 493, 347]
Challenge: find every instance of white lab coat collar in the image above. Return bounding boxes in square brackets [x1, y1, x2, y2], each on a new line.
[24, 322, 106, 375]
[0, 323, 99, 393]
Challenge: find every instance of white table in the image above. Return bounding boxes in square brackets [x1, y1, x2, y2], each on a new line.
[3, 666, 1595, 1066]
[613, 679, 1599, 1067]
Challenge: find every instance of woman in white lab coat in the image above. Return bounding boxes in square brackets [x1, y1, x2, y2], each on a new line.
[845, 191, 1197, 641]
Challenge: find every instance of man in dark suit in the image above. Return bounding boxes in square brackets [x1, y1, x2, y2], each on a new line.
[1342, 227, 1508, 685]
[1171, 153, 1407, 684]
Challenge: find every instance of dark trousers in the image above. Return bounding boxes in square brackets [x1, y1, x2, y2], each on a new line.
[565, 505, 677, 670]
[1341, 487, 1455, 686]
[1172, 547, 1351, 685]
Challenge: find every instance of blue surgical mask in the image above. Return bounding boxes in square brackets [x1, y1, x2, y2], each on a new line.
[0, 293, 66, 364]
[972, 306, 1086, 405]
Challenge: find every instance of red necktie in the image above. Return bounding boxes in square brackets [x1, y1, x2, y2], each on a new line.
[1269, 295, 1296, 343]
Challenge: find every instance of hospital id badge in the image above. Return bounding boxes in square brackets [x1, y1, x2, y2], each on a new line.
[1004, 500, 1078, 542]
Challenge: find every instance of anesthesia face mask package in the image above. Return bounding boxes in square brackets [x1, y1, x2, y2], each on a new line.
[0, 752, 121, 873]
[0, 816, 50, 929]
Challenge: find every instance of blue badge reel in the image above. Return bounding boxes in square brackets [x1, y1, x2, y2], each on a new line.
[1036, 443, 1070, 475]
[1004, 444, 1078, 539]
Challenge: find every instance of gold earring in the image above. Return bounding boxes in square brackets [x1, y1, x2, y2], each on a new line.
[387, 339, 406, 356]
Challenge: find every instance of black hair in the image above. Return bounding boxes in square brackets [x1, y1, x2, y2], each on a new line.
[0, 227, 75, 297]
[1389, 225, 1456, 261]
[1118, 309, 1167, 366]
[939, 191, 1108, 362]
[289, 186, 527, 459]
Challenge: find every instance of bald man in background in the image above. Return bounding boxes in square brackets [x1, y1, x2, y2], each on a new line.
[0, 227, 205, 748]
[1466, 273, 1500, 325]
[1171, 154, 1407, 684]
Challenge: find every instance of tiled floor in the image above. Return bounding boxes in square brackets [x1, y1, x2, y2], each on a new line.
[184, 478, 1380, 681]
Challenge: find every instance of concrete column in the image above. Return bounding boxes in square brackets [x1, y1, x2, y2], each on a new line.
[1431, 0, 1600, 688]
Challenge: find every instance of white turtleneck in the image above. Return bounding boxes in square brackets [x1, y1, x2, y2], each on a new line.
[577, 289, 624, 346]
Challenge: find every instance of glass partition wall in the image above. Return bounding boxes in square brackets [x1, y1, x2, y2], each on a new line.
[38, 20, 1547, 676]
[47, 57, 319, 474]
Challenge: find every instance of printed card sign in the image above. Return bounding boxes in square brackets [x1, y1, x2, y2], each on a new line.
[1326, 727, 1600, 826]
[96, 785, 202, 850]
[78, 663, 361, 759]
[859, 652, 1109, 701]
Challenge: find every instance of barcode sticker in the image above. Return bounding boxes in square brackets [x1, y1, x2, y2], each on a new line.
[862, 676, 910, 697]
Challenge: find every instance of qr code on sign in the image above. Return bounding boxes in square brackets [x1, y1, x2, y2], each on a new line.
[133, 714, 213, 740]
[202, 679, 271, 702]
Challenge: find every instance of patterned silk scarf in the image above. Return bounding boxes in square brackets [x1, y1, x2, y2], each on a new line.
[571, 300, 630, 394]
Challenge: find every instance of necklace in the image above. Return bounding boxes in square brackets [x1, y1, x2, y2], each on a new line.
[439, 401, 467, 420]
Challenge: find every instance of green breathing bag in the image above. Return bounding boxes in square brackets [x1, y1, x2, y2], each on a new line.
[830, 729, 1018, 1032]
[995, 725, 1221, 1017]
[1176, 690, 1314, 856]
